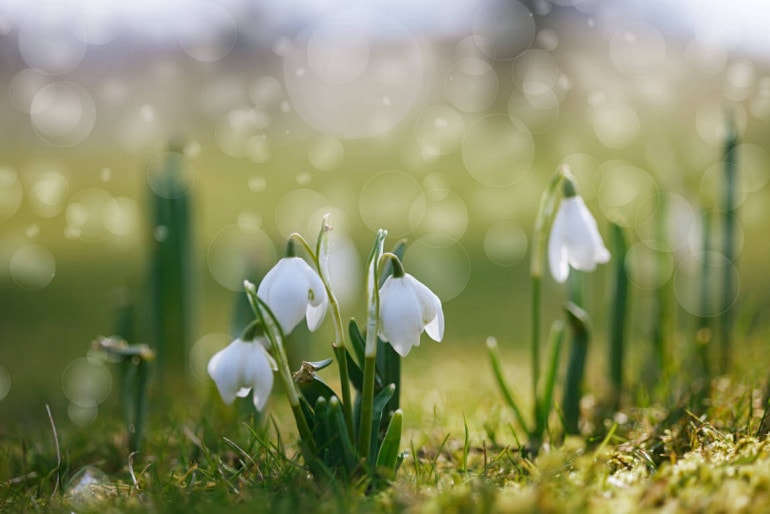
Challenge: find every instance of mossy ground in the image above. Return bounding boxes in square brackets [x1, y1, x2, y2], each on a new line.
[3, 345, 770, 513]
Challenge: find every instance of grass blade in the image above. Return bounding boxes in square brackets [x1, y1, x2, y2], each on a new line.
[608, 223, 628, 410]
[375, 410, 403, 478]
[563, 302, 590, 435]
[486, 337, 531, 437]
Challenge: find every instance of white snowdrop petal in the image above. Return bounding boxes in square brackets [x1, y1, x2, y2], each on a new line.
[208, 339, 248, 404]
[258, 257, 328, 334]
[548, 195, 609, 282]
[207, 338, 274, 409]
[248, 345, 274, 411]
[548, 209, 570, 283]
[406, 274, 445, 342]
[378, 277, 424, 356]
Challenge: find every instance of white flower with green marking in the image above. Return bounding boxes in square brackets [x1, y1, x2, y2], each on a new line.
[548, 190, 610, 283]
[207, 338, 274, 411]
[378, 273, 444, 357]
[258, 257, 328, 334]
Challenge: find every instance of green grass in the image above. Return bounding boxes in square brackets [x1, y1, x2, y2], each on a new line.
[4, 343, 770, 513]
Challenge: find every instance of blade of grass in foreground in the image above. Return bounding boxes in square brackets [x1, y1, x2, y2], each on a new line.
[720, 115, 738, 373]
[608, 223, 628, 411]
[149, 146, 193, 379]
[563, 302, 589, 435]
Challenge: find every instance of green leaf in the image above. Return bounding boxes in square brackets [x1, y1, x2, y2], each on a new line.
[369, 383, 396, 463]
[295, 372, 339, 409]
[346, 350, 364, 392]
[375, 409, 403, 478]
[312, 397, 330, 460]
[538, 320, 565, 436]
[563, 301, 590, 435]
[348, 319, 366, 366]
[378, 240, 407, 287]
[487, 338, 530, 436]
[376, 338, 401, 414]
[328, 397, 357, 475]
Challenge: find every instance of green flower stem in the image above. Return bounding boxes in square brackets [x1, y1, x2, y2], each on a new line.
[245, 282, 317, 455]
[358, 354, 377, 463]
[311, 217, 356, 441]
[358, 229, 387, 466]
[528, 166, 568, 449]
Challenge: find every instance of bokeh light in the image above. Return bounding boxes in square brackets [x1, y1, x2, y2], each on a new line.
[596, 162, 657, 227]
[0, 168, 23, 220]
[207, 224, 276, 292]
[177, 2, 237, 63]
[190, 333, 230, 384]
[10, 244, 56, 290]
[483, 221, 528, 266]
[403, 235, 470, 302]
[61, 357, 112, 408]
[674, 252, 740, 318]
[29, 171, 69, 218]
[414, 105, 465, 157]
[609, 22, 667, 78]
[283, 7, 423, 138]
[359, 171, 423, 237]
[30, 82, 96, 147]
[18, 13, 87, 75]
[147, 152, 196, 199]
[472, 0, 535, 60]
[65, 188, 116, 242]
[462, 115, 534, 188]
[445, 58, 499, 113]
[625, 242, 674, 290]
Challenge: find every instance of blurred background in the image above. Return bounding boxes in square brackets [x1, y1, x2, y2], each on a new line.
[1, 0, 770, 428]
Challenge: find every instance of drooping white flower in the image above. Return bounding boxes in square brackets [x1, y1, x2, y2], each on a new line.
[378, 273, 444, 357]
[207, 338, 274, 411]
[257, 257, 328, 334]
[548, 194, 610, 283]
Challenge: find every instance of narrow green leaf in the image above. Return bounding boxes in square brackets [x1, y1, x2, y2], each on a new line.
[375, 409, 403, 477]
[461, 414, 470, 473]
[346, 350, 364, 392]
[538, 320, 565, 436]
[328, 397, 357, 475]
[486, 338, 530, 436]
[376, 340, 400, 413]
[563, 302, 590, 435]
[348, 319, 366, 366]
[369, 383, 396, 463]
[313, 397, 330, 460]
[608, 223, 628, 411]
[295, 372, 339, 409]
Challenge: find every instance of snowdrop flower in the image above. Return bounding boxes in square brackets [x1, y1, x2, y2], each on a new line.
[548, 179, 610, 283]
[378, 271, 444, 357]
[207, 337, 274, 411]
[258, 257, 328, 335]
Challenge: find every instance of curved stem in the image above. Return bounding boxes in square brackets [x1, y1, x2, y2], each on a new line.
[244, 282, 317, 454]
[312, 215, 355, 441]
[528, 166, 567, 449]
[358, 229, 387, 466]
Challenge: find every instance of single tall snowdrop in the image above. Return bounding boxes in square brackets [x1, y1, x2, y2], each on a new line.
[378, 258, 444, 357]
[548, 177, 610, 283]
[207, 327, 274, 411]
[258, 254, 328, 335]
